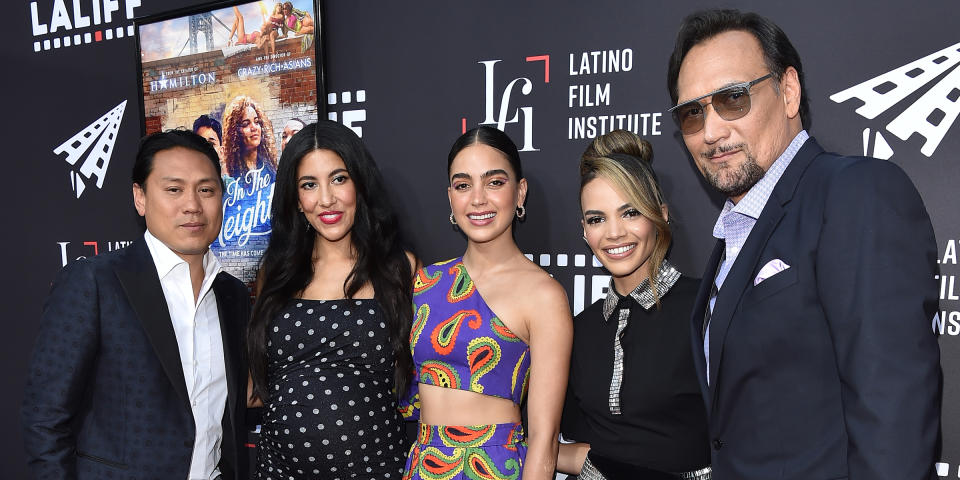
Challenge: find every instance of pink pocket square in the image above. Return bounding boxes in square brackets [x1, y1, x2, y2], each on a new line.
[754, 259, 790, 286]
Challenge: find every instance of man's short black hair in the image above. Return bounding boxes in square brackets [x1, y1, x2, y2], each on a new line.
[132, 129, 224, 190]
[192, 114, 223, 143]
[667, 9, 810, 129]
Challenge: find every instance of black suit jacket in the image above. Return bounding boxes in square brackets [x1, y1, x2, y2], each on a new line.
[22, 239, 250, 480]
[691, 138, 941, 479]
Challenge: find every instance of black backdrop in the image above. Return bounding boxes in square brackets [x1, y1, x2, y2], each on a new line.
[5, 1, 960, 477]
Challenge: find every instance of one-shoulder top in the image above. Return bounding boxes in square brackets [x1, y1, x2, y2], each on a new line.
[403, 258, 531, 418]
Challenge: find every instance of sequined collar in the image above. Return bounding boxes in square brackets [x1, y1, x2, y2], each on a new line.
[601, 260, 681, 321]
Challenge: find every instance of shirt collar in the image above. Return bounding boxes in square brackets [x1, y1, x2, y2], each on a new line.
[143, 230, 222, 283]
[601, 259, 681, 321]
[713, 130, 809, 240]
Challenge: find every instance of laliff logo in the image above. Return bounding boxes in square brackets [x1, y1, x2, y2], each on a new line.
[830, 41, 960, 159]
[467, 55, 550, 152]
[54, 100, 126, 199]
[29, 0, 142, 53]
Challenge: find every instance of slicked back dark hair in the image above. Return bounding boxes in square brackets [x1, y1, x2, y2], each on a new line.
[667, 9, 810, 129]
[248, 120, 415, 402]
[132, 129, 223, 191]
[447, 126, 523, 180]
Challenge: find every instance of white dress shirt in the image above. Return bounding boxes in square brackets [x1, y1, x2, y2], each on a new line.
[144, 231, 228, 480]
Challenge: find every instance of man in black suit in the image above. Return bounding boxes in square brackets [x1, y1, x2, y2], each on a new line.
[666, 9, 941, 479]
[23, 130, 249, 480]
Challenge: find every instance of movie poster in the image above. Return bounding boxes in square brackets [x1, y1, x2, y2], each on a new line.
[137, 0, 322, 283]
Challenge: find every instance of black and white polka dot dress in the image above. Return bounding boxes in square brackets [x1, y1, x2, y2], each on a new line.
[256, 298, 406, 480]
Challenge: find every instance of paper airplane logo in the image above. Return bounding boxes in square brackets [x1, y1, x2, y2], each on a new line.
[830, 41, 960, 159]
[54, 100, 126, 198]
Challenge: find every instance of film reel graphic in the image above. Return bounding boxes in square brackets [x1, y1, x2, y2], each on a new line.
[830, 41, 960, 158]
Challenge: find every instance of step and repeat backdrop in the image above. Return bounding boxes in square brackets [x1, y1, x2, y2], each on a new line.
[4, 0, 960, 477]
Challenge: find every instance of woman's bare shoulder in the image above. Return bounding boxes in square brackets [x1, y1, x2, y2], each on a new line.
[506, 260, 569, 312]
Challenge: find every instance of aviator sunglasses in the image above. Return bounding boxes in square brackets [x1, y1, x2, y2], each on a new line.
[668, 73, 773, 135]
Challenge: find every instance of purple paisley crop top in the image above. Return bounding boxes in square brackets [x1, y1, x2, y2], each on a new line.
[401, 258, 531, 419]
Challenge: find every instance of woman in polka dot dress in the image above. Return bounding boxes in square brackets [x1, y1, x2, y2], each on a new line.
[248, 121, 418, 479]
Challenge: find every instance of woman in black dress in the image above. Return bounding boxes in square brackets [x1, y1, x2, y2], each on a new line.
[557, 130, 711, 479]
[248, 120, 416, 479]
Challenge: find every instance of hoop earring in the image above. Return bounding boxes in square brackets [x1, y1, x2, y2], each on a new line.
[449, 213, 457, 225]
[516, 205, 526, 219]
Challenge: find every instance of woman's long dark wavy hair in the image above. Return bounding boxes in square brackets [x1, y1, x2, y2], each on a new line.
[248, 120, 414, 402]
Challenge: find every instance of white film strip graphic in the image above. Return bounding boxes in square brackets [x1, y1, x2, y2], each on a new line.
[886, 61, 960, 157]
[830, 41, 960, 157]
[327, 90, 367, 137]
[33, 25, 135, 53]
[830, 41, 960, 119]
[54, 101, 127, 198]
[524, 253, 597, 268]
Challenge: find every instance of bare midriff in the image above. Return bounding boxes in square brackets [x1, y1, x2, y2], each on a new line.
[418, 383, 521, 425]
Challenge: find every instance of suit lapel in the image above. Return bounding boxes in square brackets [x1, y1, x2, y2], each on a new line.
[707, 138, 825, 403]
[691, 240, 724, 412]
[114, 239, 192, 413]
[213, 273, 242, 431]
[707, 202, 785, 397]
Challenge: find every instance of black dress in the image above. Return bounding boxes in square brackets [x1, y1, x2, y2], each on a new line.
[256, 299, 406, 480]
[561, 261, 710, 478]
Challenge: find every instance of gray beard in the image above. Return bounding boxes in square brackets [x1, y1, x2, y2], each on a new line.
[704, 153, 765, 199]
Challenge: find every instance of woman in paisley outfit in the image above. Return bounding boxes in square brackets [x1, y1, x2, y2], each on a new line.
[401, 126, 573, 480]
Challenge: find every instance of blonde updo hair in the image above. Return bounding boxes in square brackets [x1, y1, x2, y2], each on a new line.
[579, 129, 671, 305]
[582, 128, 654, 161]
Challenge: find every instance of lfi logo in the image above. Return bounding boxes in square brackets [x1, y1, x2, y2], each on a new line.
[54, 100, 126, 199]
[830, 41, 960, 159]
[469, 55, 549, 152]
[56, 240, 133, 266]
